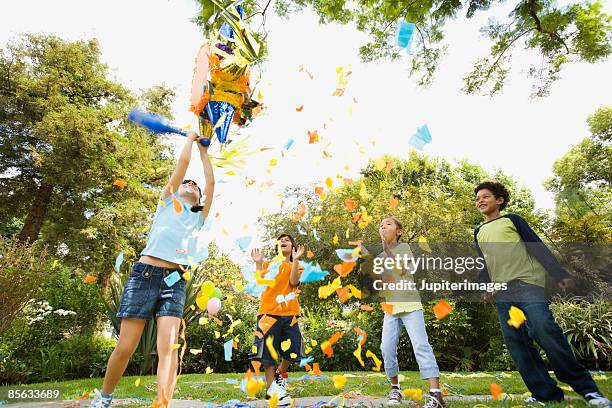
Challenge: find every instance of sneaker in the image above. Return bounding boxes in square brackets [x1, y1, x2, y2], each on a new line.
[387, 388, 402, 405]
[585, 392, 611, 407]
[525, 397, 545, 406]
[90, 389, 113, 408]
[422, 392, 446, 408]
[275, 370, 288, 391]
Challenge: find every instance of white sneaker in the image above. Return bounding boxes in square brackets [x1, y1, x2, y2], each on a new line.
[387, 388, 402, 405]
[90, 389, 113, 408]
[525, 397, 545, 406]
[585, 392, 611, 407]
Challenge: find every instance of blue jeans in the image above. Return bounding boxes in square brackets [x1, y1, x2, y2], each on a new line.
[380, 309, 439, 379]
[495, 281, 600, 401]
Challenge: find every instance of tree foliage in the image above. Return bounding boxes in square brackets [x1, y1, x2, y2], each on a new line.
[0, 34, 175, 279]
[272, 0, 611, 97]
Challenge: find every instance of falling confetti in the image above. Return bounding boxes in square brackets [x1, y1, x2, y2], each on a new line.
[112, 179, 128, 188]
[332, 375, 347, 389]
[507, 306, 527, 329]
[433, 300, 453, 320]
[82, 275, 97, 283]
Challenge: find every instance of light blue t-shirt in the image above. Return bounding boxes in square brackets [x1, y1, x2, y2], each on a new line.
[140, 194, 207, 265]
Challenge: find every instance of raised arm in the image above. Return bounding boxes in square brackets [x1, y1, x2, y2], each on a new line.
[161, 131, 199, 200]
[196, 138, 215, 222]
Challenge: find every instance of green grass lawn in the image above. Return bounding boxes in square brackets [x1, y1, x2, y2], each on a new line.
[0, 371, 609, 407]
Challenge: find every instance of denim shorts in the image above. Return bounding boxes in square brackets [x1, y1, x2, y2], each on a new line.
[249, 315, 305, 366]
[117, 262, 187, 320]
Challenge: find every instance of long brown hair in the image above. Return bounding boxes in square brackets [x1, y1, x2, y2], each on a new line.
[277, 233, 296, 262]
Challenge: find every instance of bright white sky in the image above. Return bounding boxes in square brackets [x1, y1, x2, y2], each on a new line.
[2, 0, 611, 261]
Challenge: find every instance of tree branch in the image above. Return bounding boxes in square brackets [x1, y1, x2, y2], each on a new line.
[526, 0, 570, 53]
[483, 28, 533, 83]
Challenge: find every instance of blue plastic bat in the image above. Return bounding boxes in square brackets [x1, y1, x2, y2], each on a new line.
[128, 109, 210, 147]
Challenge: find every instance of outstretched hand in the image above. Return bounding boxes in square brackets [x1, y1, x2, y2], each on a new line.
[292, 245, 305, 261]
[251, 248, 264, 264]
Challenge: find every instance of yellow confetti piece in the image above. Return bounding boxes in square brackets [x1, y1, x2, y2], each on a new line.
[312, 216, 321, 223]
[374, 158, 386, 171]
[189, 304, 195, 311]
[281, 339, 292, 352]
[246, 378, 263, 397]
[205, 366, 214, 374]
[359, 183, 370, 200]
[171, 343, 181, 350]
[345, 228, 350, 239]
[290, 353, 297, 359]
[182, 271, 192, 281]
[199, 317, 209, 325]
[269, 159, 278, 166]
[325, 177, 333, 188]
[332, 233, 339, 245]
[365, 350, 382, 371]
[214, 331, 221, 339]
[222, 228, 229, 236]
[418, 236, 432, 253]
[353, 343, 364, 366]
[268, 393, 278, 408]
[266, 336, 279, 361]
[318, 277, 342, 299]
[403, 389, 423, 400]
[134, 378, 141, 387]
[158, 199, 166, 207]
[305, 346, 312, 354]
[311, 340, 318, 347]
[235, 280, 244, 292]
[507, 306, 527, 329]
[189, 349, 203, 355]
[252, 345, 258, 354]
[332, 375, 347, 389]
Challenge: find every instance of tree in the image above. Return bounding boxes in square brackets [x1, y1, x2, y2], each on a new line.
[271, 0, 611, 97]
[0, 34, 175, 278]
[545, 106, 611, 243]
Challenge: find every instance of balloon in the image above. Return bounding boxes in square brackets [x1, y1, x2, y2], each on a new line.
[211, 287, 223, 299]
[202, 280, 215, 296]
[207, 297, 222, 315]
[196, 291, 210, 310]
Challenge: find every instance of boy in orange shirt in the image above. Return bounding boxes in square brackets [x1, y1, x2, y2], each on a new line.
[249, 234, 305, 407]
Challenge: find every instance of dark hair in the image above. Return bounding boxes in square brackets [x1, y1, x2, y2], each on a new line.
[382, 216, 403, 242]
[183, 180, 204, 213]
[474, 181, 510, 210]
[277, 233, 296, 262]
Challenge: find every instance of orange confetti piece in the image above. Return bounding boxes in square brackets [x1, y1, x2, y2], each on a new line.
[335, 286, 350, 303]
[171, 189, 183, 214]
[258, 315, 278, 335]
[355, 327, 367, 346]
[332, 88, 345, 96]
[312, 362, 322, 376]
[308, 130, 319, 144]
[490, 383, 503, 400]
[344, 199, 356, 212]
[381, 303, 394, 315]
[306, 250, 314, 259]
[333, 262, 356, 277]
[81, 275, 97, 283]
[343, 178, 353, 186]
[360, 304, 373, 311]
[254, 331, 263, 339]
[322, 150, 332, 159]
[433, 300, 453, 320]
[112, 179, 127, 188]
[290, 315, 298, 327]
[304, 363, 312, 371]
[389, 196, 399, 209]
[296, 105, 303, 112]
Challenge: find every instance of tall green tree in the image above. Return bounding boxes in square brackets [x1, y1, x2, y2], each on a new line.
[0, 34, 175, 277]
[545, 106, 611, 243]
[271, 0, 611, 97]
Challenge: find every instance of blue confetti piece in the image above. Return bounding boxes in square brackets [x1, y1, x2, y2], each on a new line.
[297, 224, 307, 235]
[409, 124, 432, 150]
[335, 248, 358, 262]
[284, 138, 294, 150]
[235, 236, 252, 251]
[396, 21, 415, 49]
[225, 378, 239, 385]
[299, 355, 314, 367]
[224, 340, 234, 361]
[164, 271, 181, 287]
[299, 261, 329, 283]
[313, 228, 320, 241]
[115, 252, 124, 273]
